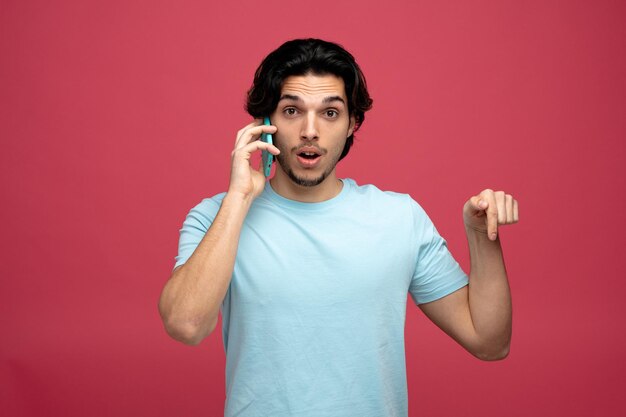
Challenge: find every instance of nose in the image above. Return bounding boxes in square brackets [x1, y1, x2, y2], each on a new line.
[300, 112, 319, 141]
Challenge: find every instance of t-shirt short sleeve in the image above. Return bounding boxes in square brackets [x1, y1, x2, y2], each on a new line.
[173, 195, 224, 270]
[408, 199, 468, 305]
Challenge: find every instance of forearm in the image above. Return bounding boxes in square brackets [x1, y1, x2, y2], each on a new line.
[159, 192, 252, 345]
[466, 226, 512, 358]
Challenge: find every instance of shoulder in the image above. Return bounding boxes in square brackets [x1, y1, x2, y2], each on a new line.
[344, 179, 433, 227]
[344, 178, 421, 209]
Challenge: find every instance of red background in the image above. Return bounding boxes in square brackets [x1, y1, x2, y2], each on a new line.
[2, 1, 625, 416]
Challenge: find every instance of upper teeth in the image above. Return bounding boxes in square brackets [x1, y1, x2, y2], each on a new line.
[303, 152, 315, 156]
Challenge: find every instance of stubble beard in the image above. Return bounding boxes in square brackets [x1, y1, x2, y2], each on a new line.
[275, 150, 342, 187]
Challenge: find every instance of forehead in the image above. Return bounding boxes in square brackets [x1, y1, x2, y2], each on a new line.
[280, 73, 347, 100]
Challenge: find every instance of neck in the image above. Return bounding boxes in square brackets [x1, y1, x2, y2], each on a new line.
[269, 169, 343, 203]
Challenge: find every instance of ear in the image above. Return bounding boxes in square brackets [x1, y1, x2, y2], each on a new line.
[347, 115, 356, 137]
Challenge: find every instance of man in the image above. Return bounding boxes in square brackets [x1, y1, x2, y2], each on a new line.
[159, 38, 519, 416]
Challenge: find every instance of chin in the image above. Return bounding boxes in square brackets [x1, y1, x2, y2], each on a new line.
[287, 172, 328, 187]
[282, 164, 332, 187]
[276, 154, 335, 187]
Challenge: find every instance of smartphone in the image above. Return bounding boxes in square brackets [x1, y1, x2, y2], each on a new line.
[260, 116, 274, 177]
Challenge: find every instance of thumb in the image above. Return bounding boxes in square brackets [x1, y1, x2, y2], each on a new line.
[468, 196, 489, 213]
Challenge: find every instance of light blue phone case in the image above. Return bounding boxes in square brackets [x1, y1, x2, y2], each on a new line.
[260, 117, 273, 177]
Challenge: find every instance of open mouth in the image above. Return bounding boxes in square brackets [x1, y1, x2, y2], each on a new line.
[296, 148, 322, 167]
[298, 151, 319, 159]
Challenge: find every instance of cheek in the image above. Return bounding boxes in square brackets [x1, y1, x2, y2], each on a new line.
[273, 124, 295, 144]
[330, 128, 349, 147]
[276, 132, 292, 150]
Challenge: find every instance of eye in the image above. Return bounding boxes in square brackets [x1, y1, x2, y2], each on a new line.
[325, 110, 338, 118]
[283, 107, 297, 116]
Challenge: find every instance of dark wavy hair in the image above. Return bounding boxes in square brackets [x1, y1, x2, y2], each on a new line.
[246, 38, 373, 161]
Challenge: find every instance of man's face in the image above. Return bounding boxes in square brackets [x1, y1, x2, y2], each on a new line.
[270, 73, 355, 187]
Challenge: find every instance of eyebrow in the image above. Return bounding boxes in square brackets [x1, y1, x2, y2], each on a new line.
[278, 94, 346, 105]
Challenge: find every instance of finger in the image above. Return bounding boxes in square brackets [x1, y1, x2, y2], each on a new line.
[480, 189, 498, 240]
[235, 122, 263, 148]
[468, 195, 489, 213]
[505, 194, 514, 223]
[235, 121, 260, 143]
[232, 140, 280, 162]
[513, 199, 519, 223]
[495, 191, 506, 225]
[234, 124, 277, 150]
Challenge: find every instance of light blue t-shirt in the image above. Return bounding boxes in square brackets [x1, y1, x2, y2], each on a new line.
[175, 179, 468, 417]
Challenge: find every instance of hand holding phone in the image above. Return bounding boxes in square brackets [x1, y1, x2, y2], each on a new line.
[260, 117, 274, 177]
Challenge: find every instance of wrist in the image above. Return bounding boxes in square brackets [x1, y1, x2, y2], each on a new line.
[223, 190, 255, 209]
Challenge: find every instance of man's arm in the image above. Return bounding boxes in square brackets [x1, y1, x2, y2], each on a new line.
[158, 121, 279, 345]
[419, 189, 518, 360]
